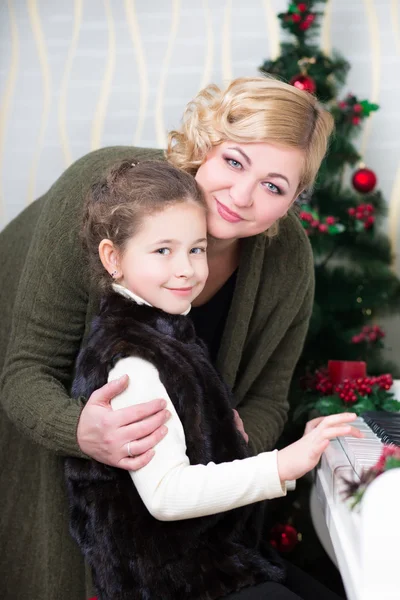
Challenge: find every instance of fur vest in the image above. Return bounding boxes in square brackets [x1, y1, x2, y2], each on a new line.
[65, 292, 285, 600]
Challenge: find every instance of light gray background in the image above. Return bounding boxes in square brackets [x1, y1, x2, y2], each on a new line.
[1, 0, 400, 367]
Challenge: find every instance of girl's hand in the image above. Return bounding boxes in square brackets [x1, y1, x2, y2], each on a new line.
[277, 412, 363, 482]
[77, 375, 170, 471]
[233, 409, 249, 444]
[303, 415, 325, 436]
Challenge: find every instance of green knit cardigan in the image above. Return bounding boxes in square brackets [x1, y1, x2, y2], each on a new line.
[0, 146, 314, 600]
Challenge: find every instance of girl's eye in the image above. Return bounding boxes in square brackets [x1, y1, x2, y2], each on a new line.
[225, 157, 243, 170]
[190, 247, 206, 255]
[156, 248, 170, 255]
[264, 182, 282, 195]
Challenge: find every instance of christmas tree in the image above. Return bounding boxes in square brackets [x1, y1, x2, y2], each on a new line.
[260, 0, 400, 407]
[259, 1, 400, 589]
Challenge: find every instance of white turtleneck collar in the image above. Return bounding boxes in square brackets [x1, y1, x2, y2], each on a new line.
[112, 283, 191, 316]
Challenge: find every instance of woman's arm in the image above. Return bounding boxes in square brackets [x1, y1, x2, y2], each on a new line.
[108, 356, 288, 521]
[0, 147, 166, 460]
[0, 171, 91, 455]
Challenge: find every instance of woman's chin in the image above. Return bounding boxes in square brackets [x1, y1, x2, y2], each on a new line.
[207, 221, 240, 241]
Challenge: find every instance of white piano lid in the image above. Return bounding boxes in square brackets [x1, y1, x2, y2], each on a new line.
[360, 468, 400, 600]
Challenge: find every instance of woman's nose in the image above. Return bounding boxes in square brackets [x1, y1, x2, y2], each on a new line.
[230, 179, 255, 208]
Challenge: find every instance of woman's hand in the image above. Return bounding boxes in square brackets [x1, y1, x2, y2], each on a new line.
[277, 413, 363, 482]
[233, 409, 249, 444]
[77, 375, 170, 470]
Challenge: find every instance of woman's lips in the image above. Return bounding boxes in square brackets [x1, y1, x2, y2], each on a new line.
[215, 200, 243, 223]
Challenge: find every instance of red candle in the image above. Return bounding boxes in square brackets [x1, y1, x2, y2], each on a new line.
[328, 360, 366, 385]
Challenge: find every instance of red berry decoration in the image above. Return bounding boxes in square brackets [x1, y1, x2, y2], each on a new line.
[299, 13, 315, 30]
[269, 524, 300, 553]
[364, 215, 375, 229]
[348, 202, 376, 229]
[290, 73, 316, 93]
[352, 167, 377, 194]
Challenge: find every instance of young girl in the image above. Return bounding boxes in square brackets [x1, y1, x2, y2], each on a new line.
[65, 159, 361, 600]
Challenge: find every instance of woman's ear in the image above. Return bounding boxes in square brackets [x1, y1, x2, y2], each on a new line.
[98, 239, 121, 280]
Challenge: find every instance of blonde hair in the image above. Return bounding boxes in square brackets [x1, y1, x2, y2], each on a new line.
[167, 76, 334, 237]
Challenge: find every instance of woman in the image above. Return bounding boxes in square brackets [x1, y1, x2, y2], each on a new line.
[0, 76, 334, 600]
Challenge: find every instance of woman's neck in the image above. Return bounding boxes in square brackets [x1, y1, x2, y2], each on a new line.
[192, 237, 240, 306]
[206, 236, 239, 260]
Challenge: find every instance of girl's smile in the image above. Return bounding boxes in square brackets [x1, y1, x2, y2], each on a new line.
[106, 202, 209, 314]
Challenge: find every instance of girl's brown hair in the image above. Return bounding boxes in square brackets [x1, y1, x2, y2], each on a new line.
[82, 159, 206, 293]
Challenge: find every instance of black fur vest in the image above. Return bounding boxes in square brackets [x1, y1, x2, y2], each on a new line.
[65, 292, 284, 599]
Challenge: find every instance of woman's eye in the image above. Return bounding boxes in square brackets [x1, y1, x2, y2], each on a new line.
[156, 248, 170, 255]
[264, 182, 281, 194]
[190, 247, 206, 255]
[225, 158, 243, 169]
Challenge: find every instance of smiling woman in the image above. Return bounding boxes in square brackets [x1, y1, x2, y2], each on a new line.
[0, 76, 335, 600]
[194, 141, 304, 240]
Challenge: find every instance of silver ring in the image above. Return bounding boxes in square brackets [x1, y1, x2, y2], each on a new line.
[127, 441, 133, 457]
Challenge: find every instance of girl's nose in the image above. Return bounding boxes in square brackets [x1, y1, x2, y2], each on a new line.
[175, 254, 195, 278]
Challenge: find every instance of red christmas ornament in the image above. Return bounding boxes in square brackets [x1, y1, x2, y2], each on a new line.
[352, 168, 377, 193]
[297, 3, 308, 11]
[290, 73, 316, 94]
[269, 524, 300, 553]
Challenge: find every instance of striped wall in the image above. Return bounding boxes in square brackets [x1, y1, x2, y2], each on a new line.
[1, 0, 400, 363]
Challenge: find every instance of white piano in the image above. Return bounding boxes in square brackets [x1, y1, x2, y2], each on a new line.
[313, 413, 400, 600]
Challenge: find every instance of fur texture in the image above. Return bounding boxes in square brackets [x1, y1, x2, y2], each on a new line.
[65, 292, 285, 599]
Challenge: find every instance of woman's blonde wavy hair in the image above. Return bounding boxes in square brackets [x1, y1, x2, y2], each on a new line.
[167, 76, 334, 237]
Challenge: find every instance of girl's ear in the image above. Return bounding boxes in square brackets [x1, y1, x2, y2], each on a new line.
[98, 239, 121, 279]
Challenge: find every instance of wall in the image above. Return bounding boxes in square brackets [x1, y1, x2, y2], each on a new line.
[1, 0, 400, 365]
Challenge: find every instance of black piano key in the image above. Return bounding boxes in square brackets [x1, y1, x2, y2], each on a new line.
[361, 411, 400, 448]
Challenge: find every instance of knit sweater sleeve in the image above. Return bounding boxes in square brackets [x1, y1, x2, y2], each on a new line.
[0, 146, 164, 457]
[109, 356, 287, 521]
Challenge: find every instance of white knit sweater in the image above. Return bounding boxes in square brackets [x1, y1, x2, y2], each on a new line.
[109, 285, 292, 521]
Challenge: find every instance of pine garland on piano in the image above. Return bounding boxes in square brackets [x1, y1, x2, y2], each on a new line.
[343, 445, 400, 510]
[297, 368, 400, 418]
